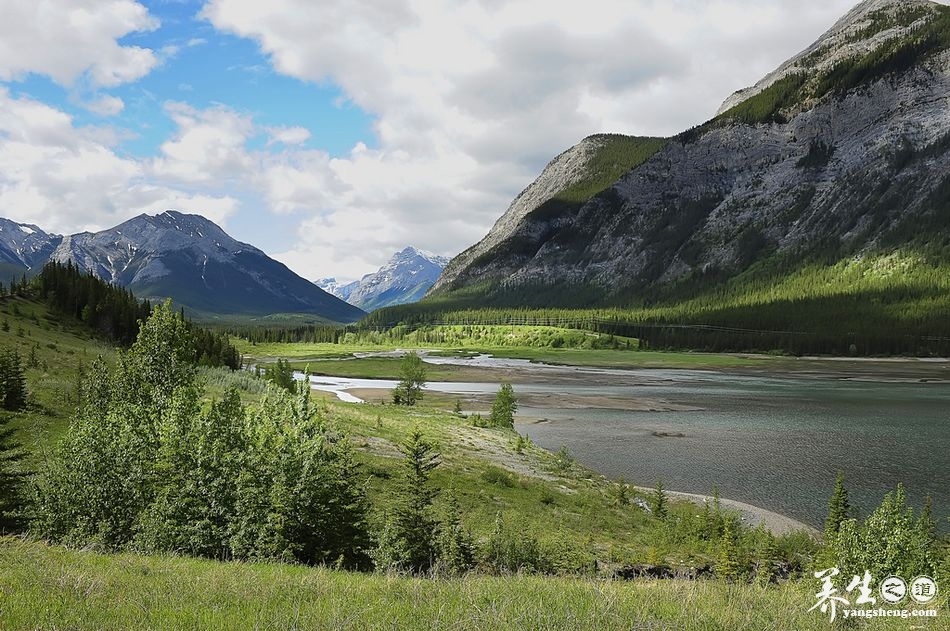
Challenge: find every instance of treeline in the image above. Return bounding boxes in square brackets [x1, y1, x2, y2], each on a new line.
[227, 323, 345, 345]
[359, 250, 950, 356]
[36, 261, 150, 346]
[35, 261, 241, 369]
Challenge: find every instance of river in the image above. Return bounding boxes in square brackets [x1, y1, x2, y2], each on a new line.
[301, 354, 950, 530]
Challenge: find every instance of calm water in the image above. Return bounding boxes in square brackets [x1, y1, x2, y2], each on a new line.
[518, 371, 950, 529]
[306, 360, 950, 529]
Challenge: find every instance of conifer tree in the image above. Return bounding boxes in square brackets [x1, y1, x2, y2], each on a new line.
[717, 518, 741, 582]
[0, 348, 27, 411]
[0, 409, 25, 531]
[375, 429, 441, 571]
[650, 479, 668, 520]
[824, 470, 850, 537]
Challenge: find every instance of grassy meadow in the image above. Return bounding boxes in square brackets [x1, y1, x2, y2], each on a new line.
[12, 536, 944, 631]
[3, 300, 947, 630]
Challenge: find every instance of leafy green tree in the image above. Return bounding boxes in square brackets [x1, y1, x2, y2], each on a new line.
[374, 429, 440, 572]
[391, 352, 426, 406]
[230, 382, 369, 568]
[263, 358, 295, 392]
[35, 304, 370, 566]
[827, 483, 940, 581]
[489, 383, 517, 428]
[136, 386, 243, 557]
[824, 470, 850, 537]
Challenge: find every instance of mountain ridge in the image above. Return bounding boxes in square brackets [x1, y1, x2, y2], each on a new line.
[426, 0, 950, 308]
[320, 246, 450, 311]
[0, 211, 365, 323]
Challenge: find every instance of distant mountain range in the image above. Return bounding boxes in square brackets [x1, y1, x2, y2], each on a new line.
[0, 212, 365, 323]
[318, 246, 449, 311]
[430, 0, 950, 307]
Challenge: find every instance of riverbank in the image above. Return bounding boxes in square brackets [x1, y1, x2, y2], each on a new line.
[634, 487, 818, 536]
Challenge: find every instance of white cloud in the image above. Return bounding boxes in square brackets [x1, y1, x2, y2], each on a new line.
[0, 0, 159, 88]
[267, 126, 311, 146]
[82, 94, 125, 116]
[151, 102, 256, 184]
[202, 0, 865, 281]
[0, 89, 236, 234]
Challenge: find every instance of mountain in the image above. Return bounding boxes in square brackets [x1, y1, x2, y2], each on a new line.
[320, 247, 450, 311]
[429, 0, 950, 308]
[314, 277, 360, 303]
[49, 211, 365, 322]
[0, 218, 62, 277]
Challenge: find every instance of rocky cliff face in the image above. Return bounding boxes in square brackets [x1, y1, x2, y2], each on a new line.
[0, 218, 62, 273]
[322, 246, 449, 311]
[49, 211, 365, 321]
[429, 0, 950, 305]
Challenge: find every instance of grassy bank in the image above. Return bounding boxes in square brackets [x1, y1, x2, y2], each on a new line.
[0, 295, 114, 459]
[9, 537, 943, 631]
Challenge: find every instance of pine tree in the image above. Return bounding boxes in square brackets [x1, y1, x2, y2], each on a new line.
[433, 493, 476, 576]
[650, 479, 668, 520]
[825, 470, 850, 537]
[718, 518, 741, 582]
[489, 383, 517, 428]
[0, 348, 27, 411]
[0, 409, 25, 531]
[375, 429, 441, 572]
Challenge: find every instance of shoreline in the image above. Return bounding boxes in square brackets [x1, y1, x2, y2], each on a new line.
[634, 486, 818, 537]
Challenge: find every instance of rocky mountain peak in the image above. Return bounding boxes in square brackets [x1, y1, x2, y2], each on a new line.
[717, 0, 940, 114]
[427, 0, 950, 309]
[319, 245, 451, 311]
[431, 133, 666, 293]
[0, 217, 62, 271]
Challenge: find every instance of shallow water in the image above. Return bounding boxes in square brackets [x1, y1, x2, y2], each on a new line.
[303, 357, 950, 528]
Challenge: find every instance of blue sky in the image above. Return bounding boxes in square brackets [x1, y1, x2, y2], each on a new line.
[8, 1, 376, 160]
[0, 0, 910, 282]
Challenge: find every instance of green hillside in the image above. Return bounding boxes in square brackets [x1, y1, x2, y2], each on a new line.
[2, 285, 947, 630]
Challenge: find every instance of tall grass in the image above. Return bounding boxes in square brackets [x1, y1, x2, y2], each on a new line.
[8, 538, 940, 631]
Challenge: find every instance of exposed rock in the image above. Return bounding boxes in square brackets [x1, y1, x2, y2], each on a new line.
[320, 246, 449, 311]
[430, 0, 950, 304]
[48, 211, 365, 321]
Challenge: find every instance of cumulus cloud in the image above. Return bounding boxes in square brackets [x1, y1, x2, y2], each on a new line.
[200, 0, 864, 281]
[0, 0, 893, 284]
[0, 89, 236, 234]
[267, 126, 311, 146]
[152, 102, 256, 185]
[82, 94, 125, 116]
[0, 0, 159, 88]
